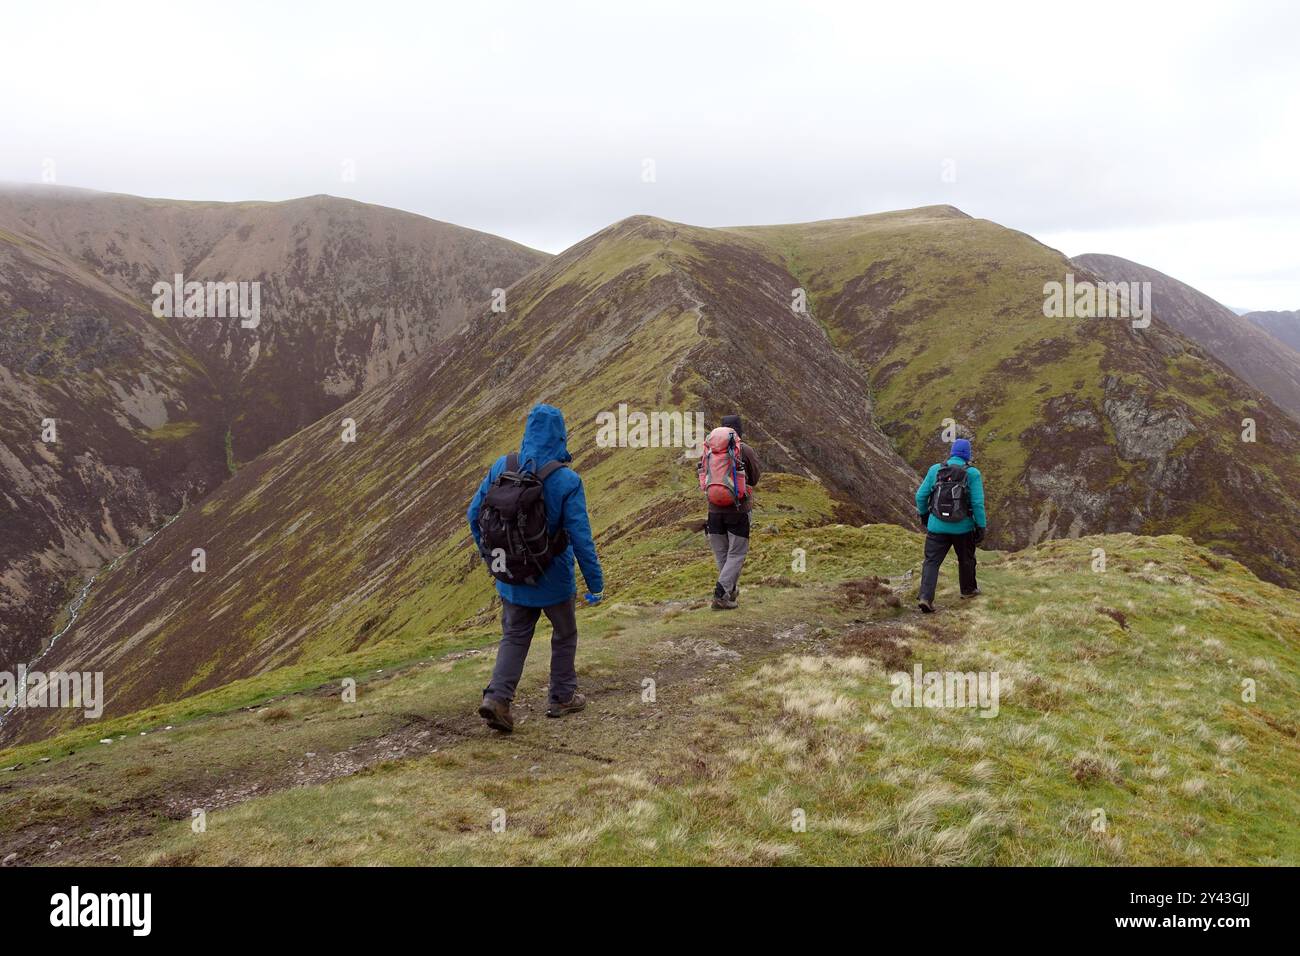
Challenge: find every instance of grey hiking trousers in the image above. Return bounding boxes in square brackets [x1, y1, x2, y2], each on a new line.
[707, 511, 751, 595]
[485, 597, 578, 705]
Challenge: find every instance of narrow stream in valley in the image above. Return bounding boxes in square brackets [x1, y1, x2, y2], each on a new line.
[0, 511, 181, 727]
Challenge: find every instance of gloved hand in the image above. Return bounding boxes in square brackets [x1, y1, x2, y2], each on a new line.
[918, 514, 930, 530]
[973, 526, 986, 545]
[583, 591, 603, 606]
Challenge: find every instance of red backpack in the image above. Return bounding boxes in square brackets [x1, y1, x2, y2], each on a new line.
[699, 426, 748, 507]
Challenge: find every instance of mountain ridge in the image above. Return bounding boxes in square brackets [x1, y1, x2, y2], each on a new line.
[1071, 252, 1300, 422]
[728, 212, 1300, 585]
[6, 201, 1300, 745]
[0, 186, 549, 665]
[0, 210, 921, 741]
[1244, 309, 1300, 352]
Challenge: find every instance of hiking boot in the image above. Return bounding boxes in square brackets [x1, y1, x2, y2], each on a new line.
[960, 587, 982, 599]
[918, 598, 935, 614]
[547, 692, 587, 718]
[478, 695, 514, 733]
[711, 582, 737, 610]
[728, 586, 740, 603]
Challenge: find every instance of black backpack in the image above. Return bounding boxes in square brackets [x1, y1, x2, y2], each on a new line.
[928, 463, 971, 523]
[477, 453, 569, 585]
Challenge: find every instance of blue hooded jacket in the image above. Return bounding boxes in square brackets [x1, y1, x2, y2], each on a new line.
[467, 404, 604, 607]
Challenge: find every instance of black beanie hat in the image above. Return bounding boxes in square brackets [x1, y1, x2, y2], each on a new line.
[720, 414, 743, 437]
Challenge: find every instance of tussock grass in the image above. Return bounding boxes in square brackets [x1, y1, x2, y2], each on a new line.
[3, 525, 1298, 866]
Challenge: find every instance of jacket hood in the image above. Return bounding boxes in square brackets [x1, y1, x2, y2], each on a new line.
[519, 403, 572, 470]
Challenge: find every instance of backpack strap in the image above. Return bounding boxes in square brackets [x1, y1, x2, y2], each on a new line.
[535, 460, 568, 482]
[534, 460, 570, 556]
[727, 444, 742, 508]
[508, 456, 566, 479]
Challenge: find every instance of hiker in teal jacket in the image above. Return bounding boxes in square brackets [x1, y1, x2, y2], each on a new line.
[914, 438, 986, 612]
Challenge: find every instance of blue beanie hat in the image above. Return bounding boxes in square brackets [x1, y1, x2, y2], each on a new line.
[951, 438, 972, 462]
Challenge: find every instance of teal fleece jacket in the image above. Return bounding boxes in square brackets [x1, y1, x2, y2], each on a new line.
[916, 456, 987, 535]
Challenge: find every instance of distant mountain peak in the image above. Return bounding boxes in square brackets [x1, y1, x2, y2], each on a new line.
[1073, 252, 1300, 422]
[0, 187, 549, 664]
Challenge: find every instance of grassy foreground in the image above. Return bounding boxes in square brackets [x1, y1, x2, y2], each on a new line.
[1, 474, 1296, 866]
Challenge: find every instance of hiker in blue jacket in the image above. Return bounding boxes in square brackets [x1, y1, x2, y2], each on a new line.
[914, 438, 987, 612]
[467, 403, 604, 733]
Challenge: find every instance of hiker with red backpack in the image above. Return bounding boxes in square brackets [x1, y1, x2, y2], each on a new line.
[915, 437, 987, 612]
[467, 403, 604, 733]
[699, 414, 762, 610]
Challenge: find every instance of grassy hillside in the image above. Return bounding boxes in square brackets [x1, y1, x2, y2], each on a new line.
[1, 475, 1295, 865]
[1, 216, 918, 743]
[1074, 252, 1300, 423]
[729, 207, 1300, 589]
[11, 206, 1300, 750]
[0, 185, 548, 661]
[0, 229, 228, 665]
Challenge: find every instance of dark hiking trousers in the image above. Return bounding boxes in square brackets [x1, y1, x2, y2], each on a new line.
[485, 597, 579, 705]
[918, 531, 978, 603]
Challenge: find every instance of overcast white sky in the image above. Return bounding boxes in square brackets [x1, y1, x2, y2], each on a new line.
[3, 0, 1297, 308]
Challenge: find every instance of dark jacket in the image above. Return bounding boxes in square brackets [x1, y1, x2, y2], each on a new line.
[467, 404, 604, 607]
